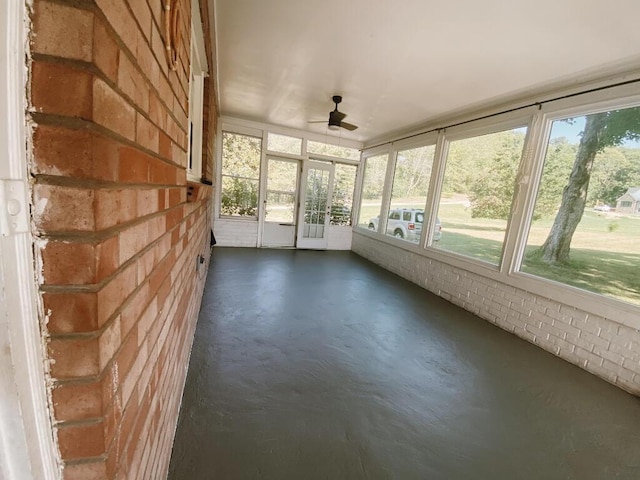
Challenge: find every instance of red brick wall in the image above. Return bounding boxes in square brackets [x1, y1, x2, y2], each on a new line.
[29, 0, 216, 478]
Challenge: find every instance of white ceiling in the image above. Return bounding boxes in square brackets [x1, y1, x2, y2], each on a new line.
[214, 0, 640, 143]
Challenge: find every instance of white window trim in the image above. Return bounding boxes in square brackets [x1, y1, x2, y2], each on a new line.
[433, 115, 533, 269]
[506, 90, 640, 323]
[0, 2, 60, 478]
[388, 136, 440, 247]
[186, 0, 209, 183]
[354, 146, 392, 231]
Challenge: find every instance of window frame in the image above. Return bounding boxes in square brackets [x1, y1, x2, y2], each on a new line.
[186, 0, 208, 183]
[354, 84, 640, 324]
[384, 133, 439, 247]
[215, 118, 363, 226]
[354, 145, 392, 233]
[507, 93, 640, 317]
[431, 118, 532, 269]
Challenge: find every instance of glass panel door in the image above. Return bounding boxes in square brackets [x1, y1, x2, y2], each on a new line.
[261, 157, 299, 247]
[297, 161, 334, 249]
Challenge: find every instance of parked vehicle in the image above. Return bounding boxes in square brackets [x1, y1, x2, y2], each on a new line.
[368, 208, 442, 242]
[593, 204, 611, 212]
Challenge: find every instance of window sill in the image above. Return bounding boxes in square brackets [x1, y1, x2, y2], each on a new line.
[217, 216, 258, 221]
[187, 181, 213, 202]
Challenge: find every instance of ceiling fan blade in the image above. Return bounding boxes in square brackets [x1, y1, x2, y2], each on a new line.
[308, 120, 327, 123]
[330, 110, 347, 122]
[340, 121, 358, 131]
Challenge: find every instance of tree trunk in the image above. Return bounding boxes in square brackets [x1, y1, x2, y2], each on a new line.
[538, 113, 608, 264]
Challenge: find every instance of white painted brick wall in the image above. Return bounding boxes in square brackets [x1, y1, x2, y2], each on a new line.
[352, 232, 640, 395]
[215, 222, 353, 249]
[327, 225, 353, 250]
[214, 219, 259, 247]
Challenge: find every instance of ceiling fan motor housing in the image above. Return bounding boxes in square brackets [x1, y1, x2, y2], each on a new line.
[328, 111, 341, 128]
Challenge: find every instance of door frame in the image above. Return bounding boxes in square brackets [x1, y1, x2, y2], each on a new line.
[0, 2, 59, 478]
[260, 155, 301, 247]
[296, 160, 335, 249]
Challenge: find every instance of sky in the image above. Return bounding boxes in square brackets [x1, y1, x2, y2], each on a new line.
[549, 116, 640, 148]
[549, 117, 585, 144]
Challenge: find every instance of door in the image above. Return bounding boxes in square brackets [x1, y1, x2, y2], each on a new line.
[261, 157, 299, 247]
[297, 161, 334, 249]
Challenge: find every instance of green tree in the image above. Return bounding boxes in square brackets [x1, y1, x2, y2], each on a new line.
[587, 147, 640, 206]
[220, 132, 262, 216]
[443, 135, 499, 196]
[362, 155, 388, 199]
[392, 146, 435, 199]
[539, 107, 640, 264]
[469, 132, 525, 219]
[532, 138, 576, 220]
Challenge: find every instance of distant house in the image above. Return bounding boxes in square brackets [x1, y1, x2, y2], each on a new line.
[616, 187, 640, 215]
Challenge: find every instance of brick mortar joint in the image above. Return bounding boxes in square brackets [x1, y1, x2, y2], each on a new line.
[32, 172, 188, 193]
[30, 55, 189, 148]
[55, 415, 104, 429]
[107, 262, 207, 463]
[44, 226, 206, 393]
[34, 200, 189, 247]
[62, 454, 107, 468]
[89, 0, 192, 122]
[31, 113, 186, 176]
[31, 112, 187, 166]
[48, 225, 208, 392]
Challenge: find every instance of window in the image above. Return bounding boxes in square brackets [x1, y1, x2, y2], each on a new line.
[331, 163, 357, 226]
[385, 144, 436, 244]
[267, 133, 302, 155]
[519, 106, 640, 306]
[220, 132, 262, 217]
[433, 127, 528, 264]
[357, 154, 389, 229]
[621, 201, 632, 208]
[186, 5, 209, 181]
[307, 140, 360, 160]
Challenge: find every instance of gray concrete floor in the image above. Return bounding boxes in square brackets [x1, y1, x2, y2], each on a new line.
[168, 248, 640, 480]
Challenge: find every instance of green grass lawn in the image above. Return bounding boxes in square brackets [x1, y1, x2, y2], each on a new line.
[357, 199, 640, 305]
[357, 202, 384, 229]
[442, 203, 640, 305]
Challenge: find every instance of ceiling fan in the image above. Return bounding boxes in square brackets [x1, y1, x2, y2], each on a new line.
[310, 95, 358, 131]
